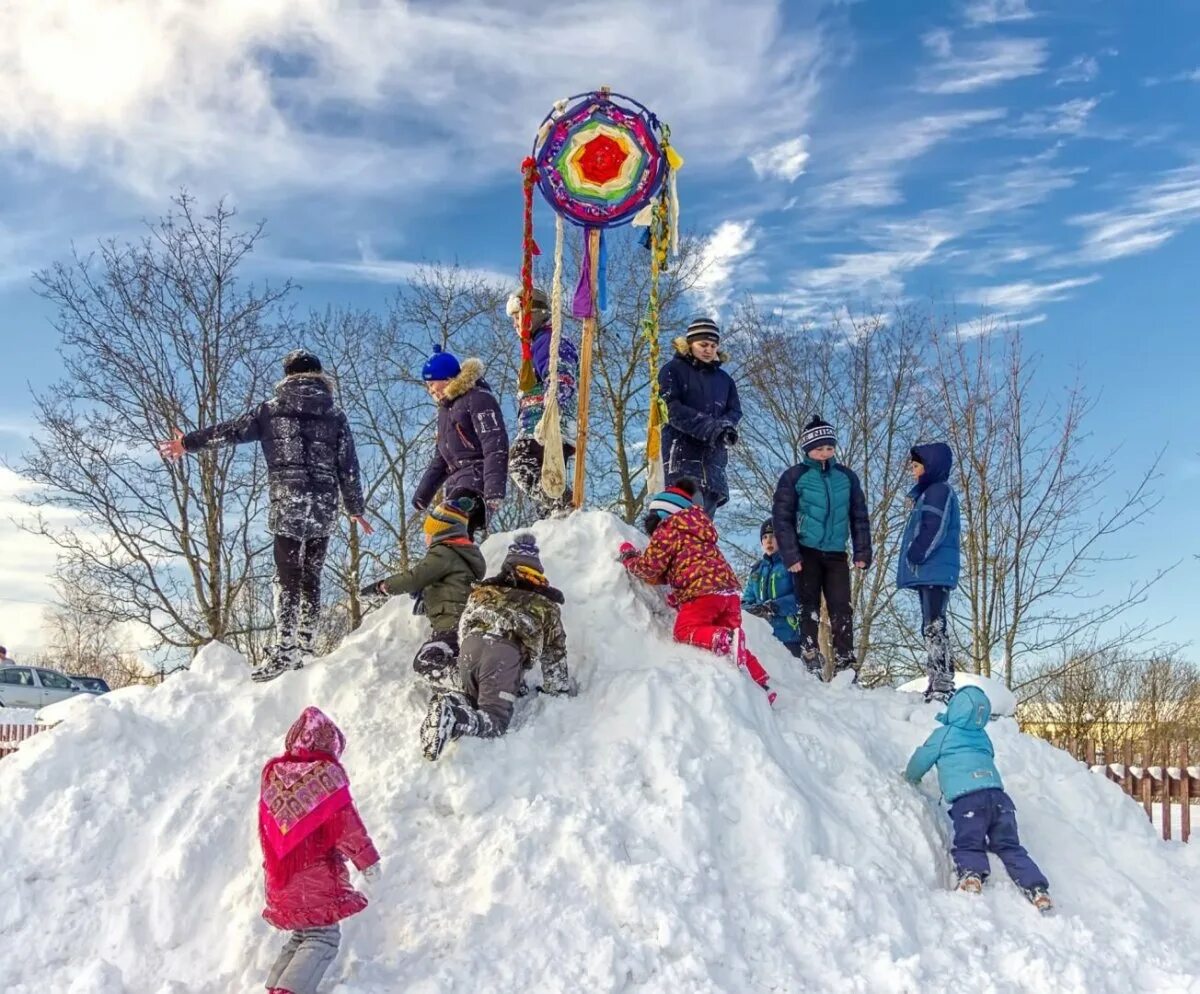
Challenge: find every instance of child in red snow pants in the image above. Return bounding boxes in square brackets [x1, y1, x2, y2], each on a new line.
[674, 592, 771, 688]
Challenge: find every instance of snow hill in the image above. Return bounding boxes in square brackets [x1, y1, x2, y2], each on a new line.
[2, 512, 1198, 994]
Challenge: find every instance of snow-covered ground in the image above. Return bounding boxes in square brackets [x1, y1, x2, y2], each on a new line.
[0, 707, 37, 725]
[1, 512, 1198, 994]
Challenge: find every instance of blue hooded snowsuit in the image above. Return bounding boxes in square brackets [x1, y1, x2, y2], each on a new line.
[741, 554, 801, 647]
[897, 442, 960, 590]
[905, 687, 1048, 889]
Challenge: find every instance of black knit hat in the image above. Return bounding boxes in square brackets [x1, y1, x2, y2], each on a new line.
[801, 414, 837, 454]
[685, 317, 721, 344]
[502, 532, 544, 574]
[760, 519, 775, 540]
[283, 349, 322, 376]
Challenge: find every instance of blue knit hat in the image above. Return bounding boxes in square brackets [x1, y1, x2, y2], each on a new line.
[647, 485, 695, 521]
[422, 345, 461, 382]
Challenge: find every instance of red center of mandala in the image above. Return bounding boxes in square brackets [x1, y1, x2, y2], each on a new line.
[576, 134, 628, 184]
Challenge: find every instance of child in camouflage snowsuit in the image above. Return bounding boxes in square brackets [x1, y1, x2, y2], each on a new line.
[506, 287, 579, 518]
[361, 497, 485, 689]
[420, 533, 574, 760]
[619, 479, 775, 705]
[905, 686, 1053, 912]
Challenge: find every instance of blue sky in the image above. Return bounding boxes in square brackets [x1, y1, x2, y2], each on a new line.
[1, 0, 1198, 657]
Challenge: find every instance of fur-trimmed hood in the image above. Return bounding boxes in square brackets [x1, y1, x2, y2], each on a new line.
[671, 336, 730, 366]
[441, 357, 488, 404]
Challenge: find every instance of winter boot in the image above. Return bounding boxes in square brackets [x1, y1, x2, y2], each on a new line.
[956, 871, 984, 894]
[295, 627, 316, 667]
[413, 634, 462, 692]
[800, 646, 826, 680]
[420, 691, 478, 761]
[924, 686, 954, 705]
[832, 653, 859, 684]
[252, 645, 295, 683]
[1023, 886, 1054, 914]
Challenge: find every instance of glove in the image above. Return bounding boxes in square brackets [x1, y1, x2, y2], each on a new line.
[746, 602, 774, 619]
[617, 542, 637, 563]
[486, 497, 503, 514]
[665, 591, 680, 610]
[358, 579, 387, 599]
[720, 426, 738, 447]
[538, 675, 579, 698]
[362, 862, 382, 881]
[412, 496, 428, 512]
[410, 591, 427, 616]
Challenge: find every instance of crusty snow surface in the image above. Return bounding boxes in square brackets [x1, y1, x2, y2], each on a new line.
[1, 512, 1197, 994]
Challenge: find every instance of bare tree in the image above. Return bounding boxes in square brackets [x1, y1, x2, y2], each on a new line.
[15, 194, 292, 660]
[929, 323, 1167, 684]
[39, 580, 152, 688]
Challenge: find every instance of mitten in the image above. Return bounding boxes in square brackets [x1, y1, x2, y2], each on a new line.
[410, 590, 427, 616]
[665, 590, 680, 609]
[358, 579, 386, 599]
[720, 426, 739, 447]
[617, 542, 637, 563]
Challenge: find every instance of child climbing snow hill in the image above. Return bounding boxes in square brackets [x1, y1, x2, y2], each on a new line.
[420, 533, 575, 761]
[360, 497, 486, 690]
[905, 686, 1053, 913]
[259, 707, 380, 994]
[619, 480, 775, 705]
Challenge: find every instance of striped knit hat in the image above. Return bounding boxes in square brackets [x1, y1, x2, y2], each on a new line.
[647, 485, 696, 521]
[684, 317, 721, 344]
[423, 498, 473, 543]
[801, 414, 837, 454]
[502, 532, 544, 573]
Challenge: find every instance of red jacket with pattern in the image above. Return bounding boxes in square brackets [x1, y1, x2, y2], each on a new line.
[623, 506, 740, 603]
[262, 804, 379, 930]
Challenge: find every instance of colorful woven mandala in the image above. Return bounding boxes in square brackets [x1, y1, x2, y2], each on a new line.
[534, 92, 668, 228]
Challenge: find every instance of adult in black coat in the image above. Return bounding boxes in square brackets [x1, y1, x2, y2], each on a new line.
[413, 346, 509, 536]
[158, 350, 371, 680]
[658, 317, 742, 517]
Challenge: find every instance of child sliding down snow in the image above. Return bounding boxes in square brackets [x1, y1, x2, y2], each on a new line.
[360, 497, 486, 690]
[259, 707, 380, 994]
[619, 480, 776, 705]
[420, 533, 575, 761]
[905, 687, 1053, 913]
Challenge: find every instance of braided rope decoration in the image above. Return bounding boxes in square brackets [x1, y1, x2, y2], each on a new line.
[535, 213, 568, 497]
[643, 179, 671, 495]
[518, 156, 540, 393]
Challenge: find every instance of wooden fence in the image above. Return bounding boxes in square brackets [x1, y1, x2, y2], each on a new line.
[1050, 738, 1196, 843]
[0, 723, 53, 759]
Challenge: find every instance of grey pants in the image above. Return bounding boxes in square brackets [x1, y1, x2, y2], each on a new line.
[459, 633, 524, 735]
[265, 923, 340, 994]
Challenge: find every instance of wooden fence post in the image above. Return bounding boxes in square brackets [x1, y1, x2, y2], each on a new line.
[1142, 739, 1154, 825]
[1163, 740, 1171, 842]
[1181, 743, 1191, 844]
[1123, 739, 1133, 797]
[1085, 739, 1096, 768]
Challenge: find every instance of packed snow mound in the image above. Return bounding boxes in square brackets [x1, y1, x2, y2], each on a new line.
[1, 511, 1198, 994]
[897, 671, 1017, 715]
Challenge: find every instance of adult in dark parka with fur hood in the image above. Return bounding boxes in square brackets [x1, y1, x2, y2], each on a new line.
[658, 317, 742, 518]
[413, 346, 509, 533]
[158, 349, 371, 681]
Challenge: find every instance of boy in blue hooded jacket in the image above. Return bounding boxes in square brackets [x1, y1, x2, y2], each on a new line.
[905, 686, 1053, 911]
[742, 520, 803, 659]
[897, 442, 960, 703]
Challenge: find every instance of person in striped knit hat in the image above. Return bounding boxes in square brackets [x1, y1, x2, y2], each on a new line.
[618, 479, 775, 705]
[360, 497, 485, 690]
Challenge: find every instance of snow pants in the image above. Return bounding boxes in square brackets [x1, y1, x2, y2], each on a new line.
[458, 633, 525, 736]
[794, 547, 856, 675]
[916, 586, 955, 695]
[674, 593, 771, 689]
[265, 923, 340, 994]
[413, 630, 460, 689]
[949, 788, 1048, 890]
[509, 436, 575, 519]
[273, 535, 330, 662]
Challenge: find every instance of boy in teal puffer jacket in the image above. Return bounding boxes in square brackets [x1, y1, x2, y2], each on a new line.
[905, 686, 1053, 912]
[897, 442, 961, 703]
[771, 415, 872, 680]
[742, 519, 803, 659]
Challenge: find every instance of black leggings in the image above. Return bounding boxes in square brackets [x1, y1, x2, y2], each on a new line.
[273, 535, 330, 653]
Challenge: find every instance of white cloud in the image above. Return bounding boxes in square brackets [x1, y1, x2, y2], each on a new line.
[693, 220, 757, 314]
[961, 159, 1083, 214]
[1054, 54, 1099, 86]
[812, 109, 1005, 209]
[963, 0, 1034, 26]
[0, 467, 63, 656]
[961, 274, 1099, 311]
[920, 31, 1048, 94]
[278, 239, 512, 288]
[1069, 164, 1200, 262]
[749, 136, 811, 182]
[1009, 97, 1099, 136]
[0, 0, 830, 201]
[1143, 67, 1200, 86]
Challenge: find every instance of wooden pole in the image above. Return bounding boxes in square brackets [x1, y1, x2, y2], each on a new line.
[1163, 741, 1172, 842]
[1181, 743, 1191, 844]
[572, 227, 601, 509]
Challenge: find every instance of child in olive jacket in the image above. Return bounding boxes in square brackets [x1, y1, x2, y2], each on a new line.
[362, 497, 485, 688]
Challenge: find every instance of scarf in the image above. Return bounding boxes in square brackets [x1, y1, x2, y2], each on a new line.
[259, 707, 353, 883]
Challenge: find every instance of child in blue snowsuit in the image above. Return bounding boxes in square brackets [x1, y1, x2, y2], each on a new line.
[741, 519, 804, 661]
[905, 686, 1053, 911]
[897, 442, 960, 703]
